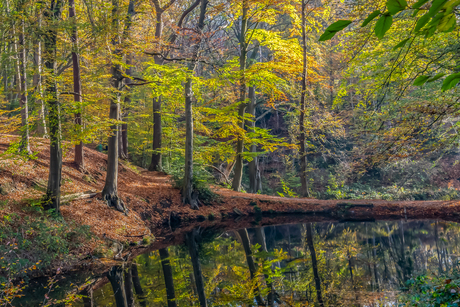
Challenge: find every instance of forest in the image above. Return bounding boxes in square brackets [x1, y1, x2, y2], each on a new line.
[3, 0, 460, 212]
[1, 0, 460, 305]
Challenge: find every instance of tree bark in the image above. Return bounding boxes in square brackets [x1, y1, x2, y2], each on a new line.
[69, 0, 84, 169]
[231, 0, 248, 192]
[102, 0, 127, 213]
[33, 9, 47, 137]
[43, 0, 64, 214]
[81, 287, 93, 307]
[299, 0, 310, 197]
[306, 223, 323, 306]
[159, 248, 177, 307]
[186, 229, 207, 307]
[182, 0, 208, 207]
[149, 96, 162, 171]
[19, 23, 30, 154]
[107, 266, 128, 307]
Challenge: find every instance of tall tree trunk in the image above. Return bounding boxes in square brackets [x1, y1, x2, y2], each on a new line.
[108, 266, 128, 307]
[237, 229, 265, 306]
[69, 0, 84, 169]
[119, 0, 136, 160]
[149, 96, 162, 170]
[102, 0, 127, 213]
[19, 23, 30, 154]
[306, 223, 323, 306]
[247, 86, 261, 194]
[43, 0, 64, 214]
[159, 248, 177, 307]
[299, 0, 310, 197]
[186, 229, 207, 307]
[231, 0, 248, 192]
[33, 9, 47, 137]
[183, 0, 208, 207]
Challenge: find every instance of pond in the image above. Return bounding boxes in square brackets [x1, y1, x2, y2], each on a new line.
[16, 219, 460, 306]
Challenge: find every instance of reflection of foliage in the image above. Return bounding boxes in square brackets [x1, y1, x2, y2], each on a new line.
[401, 274, 460, 306]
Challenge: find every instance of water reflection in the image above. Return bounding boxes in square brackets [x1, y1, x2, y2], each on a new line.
[87, 220, 459, 306]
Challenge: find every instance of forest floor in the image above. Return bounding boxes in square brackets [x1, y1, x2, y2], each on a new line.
[2, 135, 460, 276]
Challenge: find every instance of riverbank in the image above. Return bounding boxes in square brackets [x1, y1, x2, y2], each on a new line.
[1, 134, 460, 280]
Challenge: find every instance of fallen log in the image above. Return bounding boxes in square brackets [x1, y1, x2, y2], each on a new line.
[61, 192, 98, 202]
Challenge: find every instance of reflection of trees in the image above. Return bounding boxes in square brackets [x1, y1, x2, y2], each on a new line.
[107, 265, 128, 307]
[159, 248, 177, 307]
[95, 220, 460, 306]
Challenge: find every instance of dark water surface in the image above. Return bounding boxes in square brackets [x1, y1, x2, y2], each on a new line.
[18, 220, 460, 306]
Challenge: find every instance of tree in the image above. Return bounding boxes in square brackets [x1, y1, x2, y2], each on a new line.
[183, 0, 208, 208]
[43, 0, 64, 214]
[102, 0, 127, 213]
[69, 0, 84, 169]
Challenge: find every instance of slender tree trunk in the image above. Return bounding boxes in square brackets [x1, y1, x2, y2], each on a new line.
[102, 0, 127, 213]
[19, 23, 30, 154]
[186, 229, 207, 307]
[33, 10, 47, 137]
[231, 0, 248, 192]
[306, 223, 323, 306]
[247, 86, 260, 194]
[69, 0, 84, 168]
[43, 0, 64, 214]
[159, 248, 177, 307]
[150, 96, 162, 170]
[299, 0, 310, 197]
[183, 0, 208, 207]
[108, 266, 128, 307]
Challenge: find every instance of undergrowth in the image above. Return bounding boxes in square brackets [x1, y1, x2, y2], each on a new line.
[0, 199, 92, 304]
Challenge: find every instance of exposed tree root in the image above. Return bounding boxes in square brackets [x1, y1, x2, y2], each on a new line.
[104, 193, 128, 216]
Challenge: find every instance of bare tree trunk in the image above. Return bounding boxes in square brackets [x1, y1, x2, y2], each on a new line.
[186, 229, 207, 307]
[231, 0, 248, 192]
[247, 86, 260, 194]
[43, 0, 64, 214]
[19, 26, 30, 154]
[108, 266, 128, 307]
[81, 287, 93, 307]
[255, 227, 274, 304]
[159, 248, 177, 307]
[33, 10, 47, 137]
[102, 0, 127, 213]
[149, 96, 162, 170]
[306, 223, 323, 306]
[183, 0, 208, 207]
[299, 0, 310, 197]
[69, 0, 84, 169]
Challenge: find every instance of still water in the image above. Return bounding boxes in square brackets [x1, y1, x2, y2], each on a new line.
[20, 220, 460, 306]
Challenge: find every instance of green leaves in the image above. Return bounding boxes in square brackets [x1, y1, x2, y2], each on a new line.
[387, 0, 408, 15]
[361, 10, 381, 27]
[375, 14, 393, 39]
[428, 0, 448, 17]
[412, 0, 429, 9]
[442, 73, 460, 91]
[393, 38, 410, 50]
[437, 13, 456, 32]
[415, 13, 431, 32]
[319, 20, 352, 41]
[413, 76, 430, 86]
[413, 73, 446, 86]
